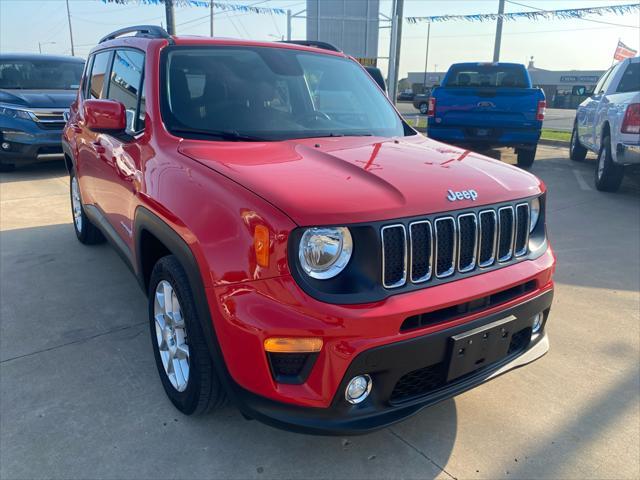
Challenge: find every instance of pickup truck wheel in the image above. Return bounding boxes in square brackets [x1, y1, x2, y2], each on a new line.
[594, 135, 624, 192]
[569, 123, 587, 162]
[70, 173, 104, 244]
[418, 102, 428, 115]
[516, 146, 536, 168]
[149, 255, 226, 415]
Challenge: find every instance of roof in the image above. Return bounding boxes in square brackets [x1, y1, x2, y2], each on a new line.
[0, 53, 84, 63]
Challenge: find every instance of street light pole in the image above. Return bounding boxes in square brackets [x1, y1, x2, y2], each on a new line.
[165, 0, 176, 35]
[493, 0, 505, 62]
[38, 41, 56, 54]
[422, 22, 431, 92]
[65, 0, 75, 56]
[210, 0, 214, 36]
[387, 0, 404, 103]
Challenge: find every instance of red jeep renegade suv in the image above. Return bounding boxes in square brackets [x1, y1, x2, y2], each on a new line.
[62, 26, 555, 434]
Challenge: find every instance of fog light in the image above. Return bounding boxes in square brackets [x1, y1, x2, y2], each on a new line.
[1, 142, 9, 150]
[345, 374, 372, 404]
[532, 312, 544, 334]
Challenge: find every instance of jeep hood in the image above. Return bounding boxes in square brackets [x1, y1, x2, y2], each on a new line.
[178, 135, 543, 226]
[0, 89, 76, 109]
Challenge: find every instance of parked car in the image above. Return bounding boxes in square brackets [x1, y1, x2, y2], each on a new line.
[426, 62, 546, 168]
[570, 56, 640, 191]
[397, 90, 415, 102]
[63, 26, 555, 434]
[0, 53, 84, 171]
[413, 91, 431, 114]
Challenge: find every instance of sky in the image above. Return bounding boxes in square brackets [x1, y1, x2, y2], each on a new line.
[0, 0, 638, 78]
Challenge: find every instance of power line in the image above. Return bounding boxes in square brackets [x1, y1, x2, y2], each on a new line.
[506, 0, 640, 29]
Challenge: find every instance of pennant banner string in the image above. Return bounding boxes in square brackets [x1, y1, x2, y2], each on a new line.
[102, 0, 287, 16]
[406, 3, 640, 24]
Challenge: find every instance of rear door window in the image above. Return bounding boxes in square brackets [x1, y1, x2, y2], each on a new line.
[444, 64, 529, 88]
[616, 62, 640, 93]
[88, 51, 112, 99]
[107, 49, 145, 133]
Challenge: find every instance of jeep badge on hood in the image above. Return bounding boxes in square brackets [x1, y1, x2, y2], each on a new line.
[447, 189, 478, 201]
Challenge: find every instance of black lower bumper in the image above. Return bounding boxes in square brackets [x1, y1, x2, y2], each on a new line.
[231, 289, 553, 435]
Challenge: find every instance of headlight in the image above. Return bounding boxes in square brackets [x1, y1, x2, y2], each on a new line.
[530, 197, 540, 233]
[0, 105, 32, 121]
[299, 227, 353, 279]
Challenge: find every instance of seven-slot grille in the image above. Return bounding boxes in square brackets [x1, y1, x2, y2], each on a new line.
[382, 202, 531, 289]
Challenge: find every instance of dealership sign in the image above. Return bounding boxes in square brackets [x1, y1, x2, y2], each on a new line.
[560, 76, 600, 83]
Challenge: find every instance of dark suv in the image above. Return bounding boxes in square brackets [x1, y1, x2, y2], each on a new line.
[0, 53, 84, 170]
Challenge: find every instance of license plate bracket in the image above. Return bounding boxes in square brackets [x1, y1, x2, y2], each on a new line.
[446, 315, 516, 382]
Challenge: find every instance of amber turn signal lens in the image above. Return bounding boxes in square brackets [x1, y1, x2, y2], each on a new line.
[264, 337, 323, 353]
[254, 225, 270, 267]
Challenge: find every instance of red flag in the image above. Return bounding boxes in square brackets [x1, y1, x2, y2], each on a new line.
[614, 40, 637, 61]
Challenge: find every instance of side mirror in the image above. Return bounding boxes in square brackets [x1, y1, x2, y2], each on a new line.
[365, 67, 387, 93]
[83, 99, 126, 133]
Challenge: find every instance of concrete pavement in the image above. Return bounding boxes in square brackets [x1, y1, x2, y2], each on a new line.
[1, 147, 639, 479]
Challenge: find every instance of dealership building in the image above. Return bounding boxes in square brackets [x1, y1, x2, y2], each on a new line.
[405, 60, 605, 109]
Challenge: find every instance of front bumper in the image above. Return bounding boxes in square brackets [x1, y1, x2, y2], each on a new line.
[230, 289, 552, 435]
[210, 247, 555, 434]
[616, 142, 640, 165]
[0, 126, 65, 163]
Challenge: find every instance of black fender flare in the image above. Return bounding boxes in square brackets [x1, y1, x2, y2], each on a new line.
[61, 138, 75, 174]
[133, 206, 242, 406]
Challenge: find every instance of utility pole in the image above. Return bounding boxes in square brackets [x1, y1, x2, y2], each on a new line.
[210, 0, 214, 36]
[65, 0, 75, 56]
[286, 9, 292, 40]
[387, 0, 404, 103]
[492, 0, 505, 62]
[165, 0, 176, 35]
[422, 22, 431, 92]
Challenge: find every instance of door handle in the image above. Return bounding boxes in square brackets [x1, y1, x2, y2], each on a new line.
[92, 141, 106, 154]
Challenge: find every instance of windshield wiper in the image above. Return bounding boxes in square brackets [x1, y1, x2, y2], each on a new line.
[311, 132, 374, 138]
[171, 127, 268, 142]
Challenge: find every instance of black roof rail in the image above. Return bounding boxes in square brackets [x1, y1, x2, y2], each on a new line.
[99, 25, 173, 44]
[279, 40, 341, 52]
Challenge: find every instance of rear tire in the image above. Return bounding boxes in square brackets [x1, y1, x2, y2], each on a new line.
[70, 172, 104, 244]
[569, 122, 588, 162]
[594, 135, 624, 192]
[418, 102, 428, 115]
[149, 255, 226, 415]
[516, 146, 536, 169]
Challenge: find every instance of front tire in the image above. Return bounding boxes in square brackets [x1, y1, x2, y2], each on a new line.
[149, 255, 226, 415]
[594, 135, 624, 192]
[569, 122, 587, 162]
[516, 146, 536, 169]
[70, 172, 104, 244]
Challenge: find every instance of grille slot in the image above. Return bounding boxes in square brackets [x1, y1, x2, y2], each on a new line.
[381, 225, 407, 288]
[478, 210, 497, 267]
[379, 199, 535, 291]
[435, 217, 456, 278]
[514, 203, 530, 257]
[457, 213, 478, 272]
[409, 221, 432, 283]
[497, 206, 515, 262]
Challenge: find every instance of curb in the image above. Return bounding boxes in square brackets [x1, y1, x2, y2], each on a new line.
[539, 138, 569, 148]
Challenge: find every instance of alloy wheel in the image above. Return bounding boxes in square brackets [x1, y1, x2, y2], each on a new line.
[71, 176, 83, 232]
[154, 280, 190, 392]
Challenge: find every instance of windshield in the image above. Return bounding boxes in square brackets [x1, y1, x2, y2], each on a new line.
[0, 59, 84, 90]
[444, 64, 529, 88]
[162, 46, 406, 141]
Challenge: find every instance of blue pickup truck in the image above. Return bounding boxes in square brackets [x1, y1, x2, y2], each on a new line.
[426, 62, 546, 168]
